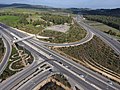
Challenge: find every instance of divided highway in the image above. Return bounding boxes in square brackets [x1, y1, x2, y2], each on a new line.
[0, 26, 99, 90]
[76, 15, 120, 54]
[0, 18, 120, 90]
[0, 23, 120, 90]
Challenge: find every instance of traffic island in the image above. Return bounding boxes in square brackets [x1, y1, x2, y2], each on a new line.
[0, 45, 34, 82]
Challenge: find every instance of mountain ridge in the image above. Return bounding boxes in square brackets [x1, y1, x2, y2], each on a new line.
[0, 3, 53, 9]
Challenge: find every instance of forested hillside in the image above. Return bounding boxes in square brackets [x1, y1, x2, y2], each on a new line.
[83, 8, 120, 17]
[69, 8, 120, 17]
[41, 13, 72, 25]
[84, 15, 120, 30]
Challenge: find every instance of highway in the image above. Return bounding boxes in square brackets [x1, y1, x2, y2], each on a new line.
[0, 60, 46, 90]
[0, 27, 98, 90]
[76, 15, 120, 54]
[30, 38, 120, 90]
[0, 30, 12, 75]
[0, 24, 120, 90]
[17, 71, 51, 90]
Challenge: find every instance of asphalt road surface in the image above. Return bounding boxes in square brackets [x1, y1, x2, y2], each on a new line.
[0, 29, 12, 75]
[0, 22, 120, 90]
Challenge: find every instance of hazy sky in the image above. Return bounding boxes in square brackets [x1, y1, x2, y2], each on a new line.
[0, 0, 120, 8]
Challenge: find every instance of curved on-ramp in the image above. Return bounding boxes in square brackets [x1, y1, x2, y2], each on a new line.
[7, 21, 94, 48]
[0, 31, 12, 75]
[35, 30, 94, 47]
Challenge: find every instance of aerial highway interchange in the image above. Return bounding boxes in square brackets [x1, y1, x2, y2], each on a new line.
[0, 16, 120, 90]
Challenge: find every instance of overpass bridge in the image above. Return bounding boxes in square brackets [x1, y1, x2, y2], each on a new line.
[13, 35, 35, 43]
[12, 35, 50, 44]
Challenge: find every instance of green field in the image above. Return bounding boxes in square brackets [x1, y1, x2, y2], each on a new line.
[0, 15, 20, 26]
[0, 14, 44, 34]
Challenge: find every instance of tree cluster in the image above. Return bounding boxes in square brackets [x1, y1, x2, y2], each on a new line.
[104, 30, 116, 36]
[32, 20, 50, 27]
[41, 13, 72, 25]
[0, 12, 29, 18]
[19, 16, 29, 25]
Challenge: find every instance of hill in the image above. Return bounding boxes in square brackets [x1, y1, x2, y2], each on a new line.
[68, 8, 120, 17]
[0, 3, 52, 9]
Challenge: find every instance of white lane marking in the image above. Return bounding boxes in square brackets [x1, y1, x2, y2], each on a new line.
[0, 27, 51, 59]
[32, 41, 119, 90]
[53, 61, 102, 90]
[1, 26, 119, 90]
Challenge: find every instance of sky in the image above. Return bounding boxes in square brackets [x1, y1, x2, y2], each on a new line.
[0, 0, 120, 9]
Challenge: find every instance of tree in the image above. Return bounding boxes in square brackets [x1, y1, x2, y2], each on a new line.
[30, 19, 32, 24]
[19, 17, 29, 25]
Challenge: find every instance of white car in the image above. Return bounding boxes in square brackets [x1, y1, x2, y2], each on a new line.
[79, 74, 84, 78]
[107, 81, 113, 85]
[66, 65, 69, 68]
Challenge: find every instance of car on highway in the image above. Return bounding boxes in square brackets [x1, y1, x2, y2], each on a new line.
[107, 81, 113, 85]
[59, 61, 62, 64]
[40, 64, 47, 68]
[79, 74, 84, 78]
[45, 66, 51, 69]
[49, 69, 52, 72]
